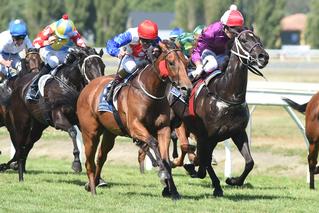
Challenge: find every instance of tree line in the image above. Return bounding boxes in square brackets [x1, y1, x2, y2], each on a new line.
[0, 0, 317, 48]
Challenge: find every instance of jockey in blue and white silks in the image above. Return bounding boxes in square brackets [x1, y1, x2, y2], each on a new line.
[0, 19, 33, 81]
[105, 19, 161, 102]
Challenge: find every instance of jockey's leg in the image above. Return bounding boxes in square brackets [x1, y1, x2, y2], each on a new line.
[106, 55, 136, 102]
[25, 64, 51, 100]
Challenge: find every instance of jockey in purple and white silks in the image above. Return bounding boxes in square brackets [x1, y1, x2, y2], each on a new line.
[105, 19, 161, 102]
[190, 5, 244, 79]
[0, 19, 33, 82]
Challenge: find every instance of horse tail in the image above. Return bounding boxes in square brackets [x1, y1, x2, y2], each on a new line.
[282, 97, 307, 114]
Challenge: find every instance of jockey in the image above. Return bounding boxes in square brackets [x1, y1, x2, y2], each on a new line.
[190, 4, 244, 79]
[26, 14, 86, 101]
[105, 19, 160, 102]
[175, 25, 205, 58]
[0, 19, 33, 83]
[168, 27, 184, 42]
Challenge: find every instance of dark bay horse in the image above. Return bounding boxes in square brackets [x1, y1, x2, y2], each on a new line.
[170, 30, 269, 196]
[283, 95, 319, 189]
[77, 41, 192, 199]
[2, 47, 105, 181]
[0, 49, 42, 164]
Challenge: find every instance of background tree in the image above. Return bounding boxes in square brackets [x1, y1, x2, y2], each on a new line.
[105, 0, 129, 40]
[0, 0, 26, 31]
[254, 0, 285, 48]
[24, 0, 66, 38]
[305, 0, 319, 48]
[203, 0, 233, 25]
[65, 0, 96, 44]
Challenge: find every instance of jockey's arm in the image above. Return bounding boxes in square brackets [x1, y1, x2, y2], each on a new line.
[106, 31, 132, 58]
[70, 30, 86, 48]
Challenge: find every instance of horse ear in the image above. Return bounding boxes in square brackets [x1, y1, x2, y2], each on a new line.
[99, 48, 104, 57]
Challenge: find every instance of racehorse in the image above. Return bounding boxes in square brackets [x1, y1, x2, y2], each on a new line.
[169, 30, 269, 196]
[0, 49, 43, 164]
[1, 47, 105, 181]
[283, 95, 319, 189]
[76, 40, 192, 199]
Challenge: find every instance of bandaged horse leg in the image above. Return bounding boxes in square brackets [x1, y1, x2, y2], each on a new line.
[68, 126, 82, 173]
[51, 110, 82, 173]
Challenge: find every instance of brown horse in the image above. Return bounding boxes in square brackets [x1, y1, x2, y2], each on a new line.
[169, 30, 269, 196]
[2, 47, 105, 181]
[283, 95, 319, 189]
[77, 41, 192, 199]
[0, 49, 42, 166]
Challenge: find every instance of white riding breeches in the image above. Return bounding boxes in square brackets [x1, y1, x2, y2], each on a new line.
[121, 55, 147, 74]
[40, 46, 69, 68]
[201, 49, 227, 73]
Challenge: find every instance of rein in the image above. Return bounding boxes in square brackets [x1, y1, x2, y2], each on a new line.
[230, 31, 265, 78]
[137, 48, 182, 100]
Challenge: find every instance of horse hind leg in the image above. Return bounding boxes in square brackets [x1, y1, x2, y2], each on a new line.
[307, 141, 318, 189]
[95, 130, 116, 188]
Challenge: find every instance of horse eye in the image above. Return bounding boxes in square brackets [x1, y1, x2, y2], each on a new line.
[168, 61, 174, 66]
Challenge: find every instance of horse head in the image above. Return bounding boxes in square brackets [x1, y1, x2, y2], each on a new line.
[25, 48, 43, 73]
[157, 40, 192, 97]
[230, 30, 269, 70]
[67, 47, 105, 84]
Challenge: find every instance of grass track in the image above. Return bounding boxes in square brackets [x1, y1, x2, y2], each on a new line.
[0, 156, 318, 213]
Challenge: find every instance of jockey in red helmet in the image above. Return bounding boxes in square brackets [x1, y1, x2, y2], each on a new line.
[190, 4, 244, 80]
[105, 19, 161, 102]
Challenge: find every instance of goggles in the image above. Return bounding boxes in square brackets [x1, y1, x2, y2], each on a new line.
[12, 35, 26, 40]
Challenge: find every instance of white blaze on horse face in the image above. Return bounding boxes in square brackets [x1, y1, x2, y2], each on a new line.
[216, 100, 229, 110]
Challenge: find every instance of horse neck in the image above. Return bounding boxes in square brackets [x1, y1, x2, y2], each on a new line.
[58, 64, 84, 91]
[209, 52, 248, 104]
[136, 63, 169, 102]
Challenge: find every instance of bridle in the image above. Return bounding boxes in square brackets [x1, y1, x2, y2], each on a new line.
[25, 51, 42, 72]
[79, 54, 103, 83]
[137, 47, 185, 100]
[230, 30, 265, 77]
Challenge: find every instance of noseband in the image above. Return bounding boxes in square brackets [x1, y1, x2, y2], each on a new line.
[230, 30, 265, 77]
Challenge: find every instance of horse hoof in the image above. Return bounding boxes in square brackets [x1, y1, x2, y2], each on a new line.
[183, 164, 197, 178]
[171, 192, 181, 200]
[84, 182, 90, 191]
[162, 186, 171, 198]
[97, 178, 108, 187]
[72, 161, 82, 173]
[0, 163, 9, 172]
[10, 162, 18, 170]
[225, 177, 243, 186]
[196, 167, 206, 179]
[213, 188, 223, 197]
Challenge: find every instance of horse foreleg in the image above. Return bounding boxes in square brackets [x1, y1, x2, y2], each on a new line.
[157, 126, 180, 200]
[307, 141, 318, 189]
[83, 130, 100, 195]
[227, 131, 254, 186]
[95, 130, 115, 187]
[52, 111, 82, 173]
[68, 126, 82, 173]
[135, 140, 158, 173]
[171, 130, 178, 159]
[172, 125, 189, 167]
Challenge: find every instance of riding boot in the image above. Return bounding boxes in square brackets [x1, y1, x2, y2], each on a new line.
[26, 64, 51, 101]
[106, 69, 129, 102]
